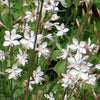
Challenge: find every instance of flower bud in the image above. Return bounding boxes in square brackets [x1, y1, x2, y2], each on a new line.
[97, 8, 100, 18]
[93, 21, 97, 36]
[82, 8, 85, 18]
[87, 16, 90, 26]
[31, 94, 37, 100]
[76, 18, 80, 28]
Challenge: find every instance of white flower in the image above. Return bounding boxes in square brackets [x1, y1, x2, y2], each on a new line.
[59, 0, 67, 8]
[87, 38, 98, 54]
[50, 13, 60, 21]
[58, 45, 69, 59]
[61, 73, 69, 89]
[43, 0, 59, 11]
[64, 94, 69, 100]
[13, 24, 20, 29]
[55, 23, 69, 36]
[95, 64, 100, 69]
[35, 42, 49, 58]
[69, 68, 89, 80]
[80, 0, 90, 4]
[43, 34, 54, 41]
[43, 21, 54, 30]
[24, 11, 36, 22]
[6, 64, 22, 79]
[3, 29, 22, 47]
[69, 38, 86, 54]
[44, 92, 55, 100]
[68, 51, 90, 69]
[31, 66, 44, 84]
[0, 0, 9, 6]
[16, 48, 28, 66]
[0, 50, 5, 60]
[20, 31, 35, 49]
[21, 23, 30, 34]
[36, 34, 43, 44]
[85, 74, 96, 86]
[61, 73, 76, 89]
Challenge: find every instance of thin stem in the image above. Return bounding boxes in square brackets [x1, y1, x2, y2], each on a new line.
[8, 0, 12, 30]
[25, 0, 44, 95]
[9, 46, 13, 100]
[33, 0, 44, 50]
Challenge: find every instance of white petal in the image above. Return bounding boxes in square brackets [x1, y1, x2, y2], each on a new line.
[61, 23, 64, 29]
[15, 68, 22, 73]
[36, 66, 41, 73]
[3, 41, 10, 46]
[57, 31, 63, 36]
[88, 37, 91, 46]
[80, 41, 86, 47]
[15, 34, 22, 39]
[12, 40, 20, 45]
[4, 33, 10, 40]
[79, 48, 86, 54]
[24, 33, 30, 39]
[12, 64, 18, 69]
[11, 29, 16, 35]
[5, 31, 10, 36]
[69, 44, 77, 51]
[95, 64, 100, 69]
[69, 69, 79, 77]
[56, 25, 61, 30]
[80, 73, 88, 80]
[63, 28, 69, 32]
[41, 42, 47, 48]
[8, 72, 15, 79]
[73, 38, 78, 45]
[68, 57, 76, 64]
[20, 39, 28, 44]
[75, 52, 82, 63]
[6, 69, 12, 73]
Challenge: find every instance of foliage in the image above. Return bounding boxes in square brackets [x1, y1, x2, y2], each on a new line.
[0, 0, 100, 100]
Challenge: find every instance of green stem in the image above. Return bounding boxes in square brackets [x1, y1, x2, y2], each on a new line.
[26, 0, 44, 94]
[9, 46, 13, 100]
[8, 0, 12, 30]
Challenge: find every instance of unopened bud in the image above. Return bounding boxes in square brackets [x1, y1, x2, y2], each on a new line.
[85, 2, 88, 10]
[22, 80, 27, 89]
[87, 16, 90, 26]
[93, 21, 97, 36]
[90, 0, 93, 5]
[13, 16, 22, 23]
[93, 91, 98, 100]
[76, 18, 80, 28]
[0, 72, 6, 76]
[0, 21, 9, 29]
[82, 8, 85, 18]
[57, 94, 62, 100]
[97, 8, 100, 18]
[32, 94, 37, 100]
[40, 17, 43, 23]
[38, 90, 43, 96]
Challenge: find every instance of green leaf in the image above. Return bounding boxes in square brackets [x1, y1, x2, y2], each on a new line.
[82, 83, 92, 90]
[53, 60, 66, 74]
[56, 43, 62, 51]
[1, 10, 9, 25]
[66, 0, 72, 8]
[94, 0, 100, 8]
[52, 50, 61, 61]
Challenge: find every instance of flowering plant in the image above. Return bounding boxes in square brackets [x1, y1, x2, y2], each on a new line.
[0, 0, 100, 100]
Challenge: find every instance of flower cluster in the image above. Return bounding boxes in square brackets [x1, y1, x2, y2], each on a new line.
[0, 0, 100, 99]
[59, 38, 99, 89]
